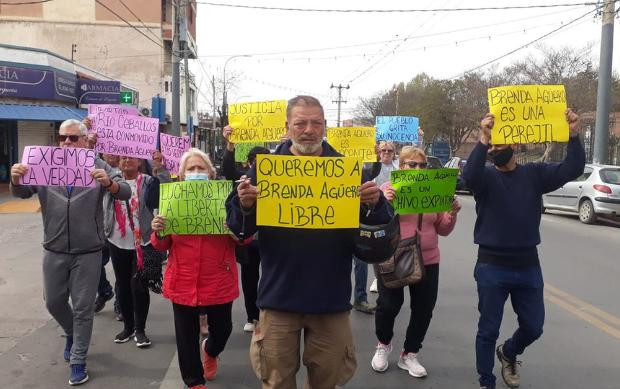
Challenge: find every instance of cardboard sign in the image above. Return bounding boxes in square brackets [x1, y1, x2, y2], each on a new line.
[159, 180, 232, 235]
[91, 111, 159, 159]
[256, 155, 362, 229]
[327, 127, 376, 162]
[488, 85, 569, 144]
[235, 142, 266, 163]
[390, 168, 458, 214]
[160, 133, 191, 175]
[228, 100, 287, 143]
[376, 116, 419, 143]
[19, 146, 96, 187]
[88, 104, 139, 117]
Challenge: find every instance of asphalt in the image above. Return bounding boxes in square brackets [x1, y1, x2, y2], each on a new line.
[0, 195, 619, 389]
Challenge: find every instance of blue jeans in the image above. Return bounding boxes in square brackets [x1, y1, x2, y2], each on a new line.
[474, 262, 545, 388]
[353, 257, 368, 303]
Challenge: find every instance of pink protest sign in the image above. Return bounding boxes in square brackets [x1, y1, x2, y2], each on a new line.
[88, 104, 139, 116]
[160, 133, 191, 174]
[91, 112, 159, 159]
[19, 146, 97, 187]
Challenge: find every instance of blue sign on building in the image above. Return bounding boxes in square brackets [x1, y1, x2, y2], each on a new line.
[76, 79, 120, 104]
[0, 65, 77, 103]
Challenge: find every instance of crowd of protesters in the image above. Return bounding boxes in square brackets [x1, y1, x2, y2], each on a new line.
[9, 95, 585, 389]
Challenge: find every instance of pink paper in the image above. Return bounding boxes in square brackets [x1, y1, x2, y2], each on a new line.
[160, 133, 191, 174]
[91, 111, 159, 159]
[88, 104, 139, 116]
[20, 146, 97, 187]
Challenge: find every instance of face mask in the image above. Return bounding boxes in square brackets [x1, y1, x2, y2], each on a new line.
[488, 147, 514, 167]
[185, 172, 209, 181]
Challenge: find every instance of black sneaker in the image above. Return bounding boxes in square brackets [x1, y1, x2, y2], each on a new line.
[135, 332, 151, 348]
[114, 329, 134, 343]
[94, 291, 114, 313]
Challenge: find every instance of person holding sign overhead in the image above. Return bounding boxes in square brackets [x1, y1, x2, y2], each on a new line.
[10, 119, 130, 386]
[371, 146, 461, 378]
[463, 109, 585, 389]
[150, 148, 240, 389]
[226, 95, 393, 389]
[222, 125, 270, 333]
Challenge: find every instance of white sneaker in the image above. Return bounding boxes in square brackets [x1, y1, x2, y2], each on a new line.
[243, 322, 255, 332]
[370, 278, 378, 293]
[398, 352, 428, 377]
[371, 342, 392, 372]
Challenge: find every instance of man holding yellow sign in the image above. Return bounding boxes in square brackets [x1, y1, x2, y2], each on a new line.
[463, 105, 585, 389]
[226, 95, 393, 389]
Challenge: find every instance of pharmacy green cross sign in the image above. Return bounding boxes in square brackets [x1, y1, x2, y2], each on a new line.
[120, 91, 133, 104]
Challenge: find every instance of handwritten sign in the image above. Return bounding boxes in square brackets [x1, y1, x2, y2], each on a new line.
[159, 180, 232, 235]
[376, 116, 419, 143]
[91, 111, 159, 159]
[88, 104, 139, 117]
[228, 100, 287, 143]
[256, 155, 362, 229]
[19, 146, 96, 187]
[488, 85, 569, 144]
[235, 142, 265, 163]
[160, 133, 190, 174]
[390, 168, 458, 214]
[327, 127, 376, 162]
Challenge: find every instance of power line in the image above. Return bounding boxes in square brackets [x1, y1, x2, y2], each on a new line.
[0, 0, 53, 4]
[454, 6, 601, 78]
[194, 1, 604, 13]
[117, 0, 162, 42]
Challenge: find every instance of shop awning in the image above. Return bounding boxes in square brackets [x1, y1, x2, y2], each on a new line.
[0, 103, 87, 121]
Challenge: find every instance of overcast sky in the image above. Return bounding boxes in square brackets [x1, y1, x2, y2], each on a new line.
[192, 0, 619, 126]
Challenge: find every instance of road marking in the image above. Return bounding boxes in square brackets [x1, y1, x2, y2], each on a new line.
[545, 282, 620, 341]
[158, 351, 183, 389]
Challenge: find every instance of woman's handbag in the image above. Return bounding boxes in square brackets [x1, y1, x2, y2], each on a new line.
[136, 243, 165, 294]
[373, 214, 425, 289]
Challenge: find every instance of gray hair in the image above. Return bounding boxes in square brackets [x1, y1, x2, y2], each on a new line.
[60, 119, 88, 136]
[178, 148, 216, 179]
[286, 95, 324, 120]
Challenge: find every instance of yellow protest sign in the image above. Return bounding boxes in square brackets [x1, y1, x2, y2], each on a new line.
[327, 127, 377, 162]
[256, 155, 362, 229]
[488, 85, 569, 144]
[228, 100, 287, 143]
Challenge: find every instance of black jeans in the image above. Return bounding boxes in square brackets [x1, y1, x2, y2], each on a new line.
[375, 264, 439, 353]
[109, 244, 150, 333]
[97, 243, 113, 296]
[173, 302, 233, 387]
[240, 244, 261, 322]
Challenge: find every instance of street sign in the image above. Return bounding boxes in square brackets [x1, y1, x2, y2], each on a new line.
[120, 91, 133, 104]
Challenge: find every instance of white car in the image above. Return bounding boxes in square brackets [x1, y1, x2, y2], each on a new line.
[543, 164, 620, 224]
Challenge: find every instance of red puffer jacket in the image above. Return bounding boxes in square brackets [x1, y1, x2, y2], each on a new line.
[150, 232, 239, 307]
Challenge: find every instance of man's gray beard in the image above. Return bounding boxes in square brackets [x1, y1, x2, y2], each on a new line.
[292, 140, 322, 155]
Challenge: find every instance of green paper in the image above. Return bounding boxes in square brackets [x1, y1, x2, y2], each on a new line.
[235, 142, 265, 163]
[159, 180, 232, 235]
[390, 168, 458, 214]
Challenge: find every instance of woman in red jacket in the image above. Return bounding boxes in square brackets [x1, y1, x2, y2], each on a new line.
[150, 148, 239, 389]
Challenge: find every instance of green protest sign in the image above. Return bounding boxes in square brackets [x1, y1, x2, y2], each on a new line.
[390, 168, 458, 214]
[235, 142, 265, 163]
[159, 180, 232, 235]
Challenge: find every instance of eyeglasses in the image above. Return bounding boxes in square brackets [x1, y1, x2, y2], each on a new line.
[380, 149, 394, 153]
[404, 161, 428, 169]
[57, 134, 83, 142]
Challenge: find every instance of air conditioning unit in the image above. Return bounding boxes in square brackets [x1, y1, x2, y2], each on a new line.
[140, 107, 151, 117]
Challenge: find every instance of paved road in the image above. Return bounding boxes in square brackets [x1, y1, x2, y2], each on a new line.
[0, 196, 619, 389]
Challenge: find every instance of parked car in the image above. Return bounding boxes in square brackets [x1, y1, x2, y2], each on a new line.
[445, 157, 469, 192]
[542, 164, 620, 224]
[426, 156, 443, 169]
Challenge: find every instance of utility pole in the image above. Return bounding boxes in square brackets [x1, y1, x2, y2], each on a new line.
[593, 0, 615, 164]
[171, 0, 181, 136]
[71, 44, 77, 62]
[184, 43, 191, 142]
[331, 83, 350, 127]
[211, 76, 217, 136]
[395, 88, 400, 115]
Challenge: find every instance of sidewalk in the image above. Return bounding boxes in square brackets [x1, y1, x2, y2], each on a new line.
[0, 183, 40, 213]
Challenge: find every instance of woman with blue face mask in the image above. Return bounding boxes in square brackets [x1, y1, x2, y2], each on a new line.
[150, 148, 240, 389]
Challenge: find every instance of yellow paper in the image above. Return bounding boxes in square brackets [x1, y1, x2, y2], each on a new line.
[488, 85, 569, 144]
[228, 100, 287, 143]
[256, 155, 362, 229]
[327, 127, 377, 162]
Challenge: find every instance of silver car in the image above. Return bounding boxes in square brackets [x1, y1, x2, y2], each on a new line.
[543, 164, 620, 224]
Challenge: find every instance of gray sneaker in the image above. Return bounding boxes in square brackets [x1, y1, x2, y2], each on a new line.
[353, 301, 377, 314]
[496, 344, 520, 388]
